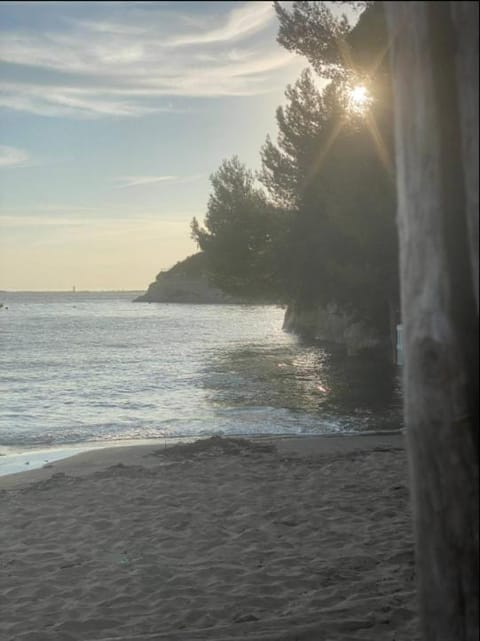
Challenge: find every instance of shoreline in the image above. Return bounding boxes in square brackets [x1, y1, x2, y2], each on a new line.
[0, 436, 205, 479]
[0, 431, 405, 488]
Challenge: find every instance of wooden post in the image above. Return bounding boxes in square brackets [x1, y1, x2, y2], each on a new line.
[450, 2, 479, 310]
[384, 3, 478, 640]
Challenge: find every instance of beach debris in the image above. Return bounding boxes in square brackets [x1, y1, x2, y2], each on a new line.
[151, 435, 275, 460]
[106, 552, 131, 566]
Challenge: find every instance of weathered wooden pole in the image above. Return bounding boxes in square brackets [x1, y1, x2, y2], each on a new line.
[384, 2, 478, 640]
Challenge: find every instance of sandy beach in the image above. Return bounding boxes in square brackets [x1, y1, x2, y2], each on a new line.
[0, 434, 418, 640]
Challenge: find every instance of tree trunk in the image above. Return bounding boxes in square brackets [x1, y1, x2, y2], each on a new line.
[384, 3, 478, 640]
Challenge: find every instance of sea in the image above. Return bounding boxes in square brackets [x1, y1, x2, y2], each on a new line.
[0, 292, 403, 475]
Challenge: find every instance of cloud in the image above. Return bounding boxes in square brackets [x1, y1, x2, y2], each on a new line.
[67, 19, 148, 37]
[0, 203, 199, 226]
[0, 145, 30, 168]
[165, 2, 274, 47]
[113, 175, 179, 188]
[0, 2, 302, 118]
[0, 214, 188, 228]
[112, 174, 204, 188]
[0, 215, 88, 227]
[0, 83, 162, 118]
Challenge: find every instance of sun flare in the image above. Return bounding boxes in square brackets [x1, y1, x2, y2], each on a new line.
[347, 84, 372, 114]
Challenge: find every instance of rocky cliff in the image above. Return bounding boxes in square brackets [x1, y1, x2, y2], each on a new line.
[283, 302, 388, 355]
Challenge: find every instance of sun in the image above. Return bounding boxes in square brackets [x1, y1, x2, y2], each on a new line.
[347, 84, 372, 115]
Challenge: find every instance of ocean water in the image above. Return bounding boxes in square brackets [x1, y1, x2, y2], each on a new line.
[0, 292, 402, 470]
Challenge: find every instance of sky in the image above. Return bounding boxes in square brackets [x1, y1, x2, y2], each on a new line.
[0, 0, 310, 291]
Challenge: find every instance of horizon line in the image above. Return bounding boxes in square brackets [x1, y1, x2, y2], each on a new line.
[0, 289, 145, 294]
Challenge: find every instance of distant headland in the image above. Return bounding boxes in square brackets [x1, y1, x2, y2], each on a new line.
[134, 253, 246, 304]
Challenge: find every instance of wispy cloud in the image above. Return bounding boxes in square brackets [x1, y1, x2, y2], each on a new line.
[114, 175, 178, 188]
[166, 2, 274, 47]
[0, 215, 88, 227]
[67, 19, 148, 37]
[0, 203, 199, 223]
[0, 2, 302, 118]
[0, 213, 195, 229]
[113, 174, 203, 188]
[0, 82, 162, 118]
[0, 145, 30, 168]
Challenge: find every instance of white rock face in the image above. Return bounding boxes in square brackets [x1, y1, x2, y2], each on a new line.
[283, 302, 385, 354]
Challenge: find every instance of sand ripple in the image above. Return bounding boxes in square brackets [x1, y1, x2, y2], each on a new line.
[0, 437, 417, 640]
